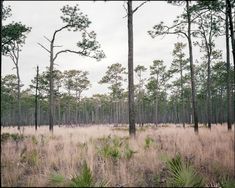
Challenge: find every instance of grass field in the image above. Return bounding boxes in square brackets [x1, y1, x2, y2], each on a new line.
[1, 124, 234, 187]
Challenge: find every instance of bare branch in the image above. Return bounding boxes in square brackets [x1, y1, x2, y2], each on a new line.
[53, 49, 95, 62]
[53, 49, 83, 61]
[53, 45, 63, 48]
[168, 31, 188, 38]
[37, 42, 50, 53]
[43, 35, 52, 43]
[133, 1, 149, 14]
[123, 1, 127, 14]
[52, 24, 73, 43]
[123, 1, 149, 18]
[9, 52, 16, 65]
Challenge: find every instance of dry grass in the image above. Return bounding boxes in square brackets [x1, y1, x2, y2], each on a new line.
[1, 124, 234, 187]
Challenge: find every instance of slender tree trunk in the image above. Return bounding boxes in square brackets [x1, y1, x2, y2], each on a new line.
[226, 8, 232, 130]
[180, 61, 185, 128]
[226, 0, 235, 69]
[155, 91, 158, 126]
[49, 43, 54, 132]
[219, 88, 223, 125]
[0, 1, 3, 125]
[186, 1, 198, 133]
[38, 98, 40, 126]
[207, 53, 212, 129]
[127, 0, 135, 136]
[68, 92, 71, 125]
[227, 0, 235, 125]
[35, 66, 39, 130]
[58, 98, 61, 126]
[155, 74, 159, 126]
[16, 62, 21, 130]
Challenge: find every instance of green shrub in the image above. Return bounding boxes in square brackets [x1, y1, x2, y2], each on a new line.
[21, 149, 39, 166]
[100, 144, 121, 160]
[97, 136, 135, 161]
[49, 173, 66, 186]
[165, 154, 204, 187]
[1, 133, 25, 142]
[48, 161, 108, 187]
[112, 136, 123, 147]
[1, 133, 11, 143]
[11, 133, 24, 142]
[97, 136, 122, 160]
[31, 135, 38, 145]
[144, 136, 154, 149]
[123, 144, 136, 160]
[219, 176, 235, 188]
[70, 161, 93, 187]
[29, 149, 39, 166]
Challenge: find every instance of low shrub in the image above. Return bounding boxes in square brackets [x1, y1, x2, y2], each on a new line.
[165, 154, 204, 187]
[144, 136, 154, 149]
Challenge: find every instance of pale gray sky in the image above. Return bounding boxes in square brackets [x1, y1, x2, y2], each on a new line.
[2, 1, 226, 97]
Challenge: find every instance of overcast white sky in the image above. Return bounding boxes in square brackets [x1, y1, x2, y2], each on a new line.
[2, 1, 226, 97]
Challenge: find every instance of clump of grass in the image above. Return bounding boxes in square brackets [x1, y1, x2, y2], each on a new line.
[138, 127, 147, 132]
[11, 133, 25, 142]
[31, 135, 38, 145]
[55, 142, 64, 152]
[70, 161, 93, 187]
[100, 143, 121, 160]
[49, 161, 109, 187]
[97, 136, 133, 160]
[112, 127, 128, 131]
[165, 154, 204, 187]
[219, 176, 235, 188]
[1, 132, 25, 143]
[76, 142, 88, 150]
[1, 133, 11, 143]
[49, 173, 66, 187]
[144, 136, 154, 149]
[123, 143, 136, 160]
[21, 149, 39, 166]
[97, 136, 121, 160]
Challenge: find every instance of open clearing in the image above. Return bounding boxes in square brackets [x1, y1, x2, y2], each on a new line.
[1, 124, 234, 187]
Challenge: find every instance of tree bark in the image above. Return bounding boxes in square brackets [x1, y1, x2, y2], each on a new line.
[35, 66, 39, 130]
[128, 0, 136, 136]
[180, 60, 185, 128]
[186, 1, 199, 133]
[226, 5, 232, 130]
[49, 42, 54, 132]
[207, 50, 212, 129]
[155, 92, 158, 126]
[227, 0, 235, 125]
[16, 60, 21, 130]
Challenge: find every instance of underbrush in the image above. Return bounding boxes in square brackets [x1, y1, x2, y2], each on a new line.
[1, 125, 234, 187]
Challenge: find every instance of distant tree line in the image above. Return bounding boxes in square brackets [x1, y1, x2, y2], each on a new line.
[2, 53, 234, 126]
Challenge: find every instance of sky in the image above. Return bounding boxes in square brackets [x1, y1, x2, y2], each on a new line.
[2, 1, 227, 98]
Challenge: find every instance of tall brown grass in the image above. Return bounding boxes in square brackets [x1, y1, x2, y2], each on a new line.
[1, 124, 234, 187]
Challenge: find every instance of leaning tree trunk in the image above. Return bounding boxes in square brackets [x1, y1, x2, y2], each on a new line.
[226, 7, 232, 130]
[186, 1, 198, 133]
[127, 0, 136, 136]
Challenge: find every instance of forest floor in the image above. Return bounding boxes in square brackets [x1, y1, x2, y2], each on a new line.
[1, 124, 234, 187]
